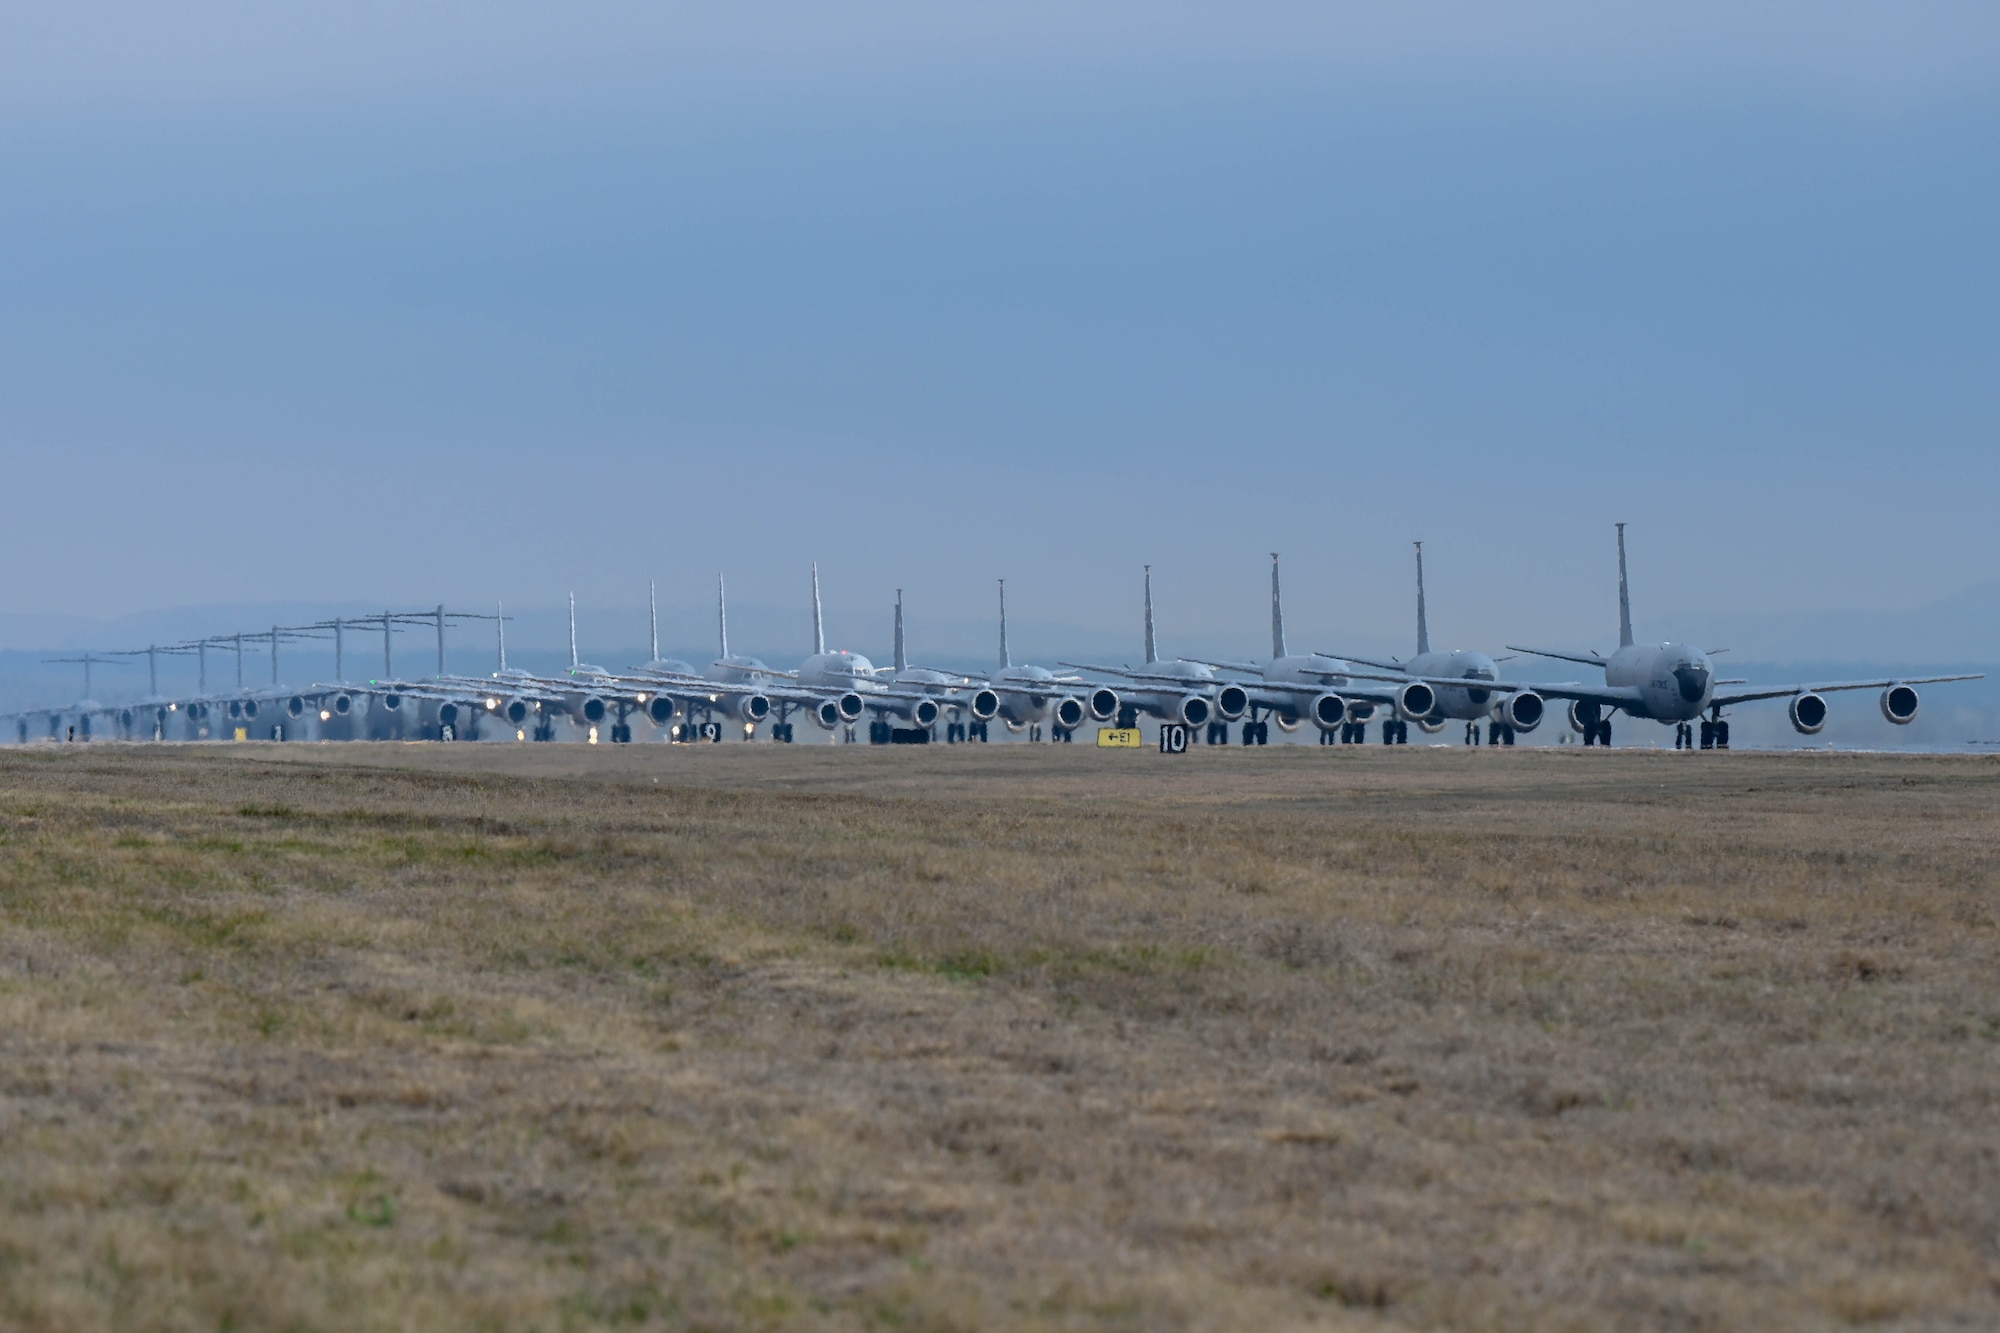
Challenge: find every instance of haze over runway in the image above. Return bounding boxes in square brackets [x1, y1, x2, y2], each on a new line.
[2, 3, 1997, 675]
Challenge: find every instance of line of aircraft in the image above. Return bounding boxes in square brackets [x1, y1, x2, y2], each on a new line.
[5, 526, 1980, 751]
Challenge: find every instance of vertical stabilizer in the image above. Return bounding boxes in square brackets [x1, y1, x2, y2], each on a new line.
[648, 581, 659, 662]
[1414, 541, 1430, 656]
[568, 592, 579, 670]
[1616, 522, 1634, 648]
[997, 579, 1011, 669]
[1143, 565, 1158, 664]
[1270, 552, 1287, 660]
[495, 601, 506, 672]
[810, 563, 825, 655]
[893, 590, 907, 672]
[716, 575, 730, 658]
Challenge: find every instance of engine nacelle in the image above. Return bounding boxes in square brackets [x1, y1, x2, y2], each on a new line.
[287, 695, 309, 719]
[327, 693, 354, 717]
[646, 695, 678, 726]
[438, 701, 463, 728]
[1880, 684, 1919, 725]
[910, 697, 941, 728]
[574, 696, 608, 726]
[379, 694, 402, 713]
[1567, 699, 1601, 734]
[1413, 714, 1448, 734]
[970, 689, 1001, 722]
[500, 698, 532, 726]
[1502, 690, 1546, 733]
[1175, 694, 1211, 728]
[1346, 701, 1376, 725]
[241, 698, 260, 720]
[1395, 681, 1436, 723]
[1052, 697, 1086, 730]
[1310, 693, 1347, 732]
[1214, 684, 1249, 722]
[836, 692, 865, 723]
[1789, 692, 1828, 735]
[1088, 687, 1120, 721]
[735, 693, 772, 723]
[815, 699, 844, 730]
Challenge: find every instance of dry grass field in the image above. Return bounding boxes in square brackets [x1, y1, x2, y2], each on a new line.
[1, 742, 1996, 1331]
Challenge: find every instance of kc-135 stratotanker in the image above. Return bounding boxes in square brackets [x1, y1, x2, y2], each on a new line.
[5, 526, 1981, 747]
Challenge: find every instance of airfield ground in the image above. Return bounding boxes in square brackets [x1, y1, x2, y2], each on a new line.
[0, 743, 1996, 1331]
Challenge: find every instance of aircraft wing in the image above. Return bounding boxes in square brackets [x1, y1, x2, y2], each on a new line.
[1713, 674, 1984, 708]
[1504, 646, 1609, 669]
[1315, 651, 1406, 673]
[1181, 656, 1264, 674]
[1056, 662, 1222, 689]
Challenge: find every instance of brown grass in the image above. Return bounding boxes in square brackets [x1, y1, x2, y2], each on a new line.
[0, 742, 1996, 1330]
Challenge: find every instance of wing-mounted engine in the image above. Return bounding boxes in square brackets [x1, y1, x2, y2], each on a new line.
[1788, 692, 1828, 734]
[287, 695, 310, 719]
[970, 689, 1001, 722]
[1346, 701, 1376, 725]
[1088, 687, 1120, 722]
[837, 692, 865, 723]
[1053, 697, 1086, 730]
[815, 699, 844, 730]
[1395, 681, 1436, 723]
[909, 697, 941, 728]
[572, 696, 609, 726]
[729, 693, 772, 723]
[1567, 699, 1601, 734]
[1880, 684, 1919, 725]
[1175, 695, 1212, 728]
[1310, 693, 1347, 732]
[1214, 685, 1249, 722]
[1502, 690, 1545, 733]
[646, 695, 678, 726]
[1413, 715, 1448, 734]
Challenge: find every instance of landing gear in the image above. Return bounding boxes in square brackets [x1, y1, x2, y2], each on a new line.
[969, 721, 990, 742]
[1465, 721, 1481, 745]
[1029, 723, 1043, 742]
[1205, 721, 1229, 745]
[1239, 721, 1269, 745]
[1381, 720, 1409, 745]
[1582, 720, 1613, 747]
[946, 722, 965, 743]
[1488, 722, 1515, 746]
[610, 722, 632, 744]
[1116, 705, 1139, 731]
[772, 722, 794, 743]
[1051, 726, 1073, 742]
[869, 720, 891, 745]
[1676, 722, 1693, 749]
[1337, 721, 1367, 744]
[1698, 717, 1729, 750]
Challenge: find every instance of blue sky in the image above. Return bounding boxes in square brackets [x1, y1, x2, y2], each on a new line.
[3, 2, 1997, 656]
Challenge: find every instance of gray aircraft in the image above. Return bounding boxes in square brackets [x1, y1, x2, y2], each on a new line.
[1062, 566, 1246, 741]
[1505, 524, 1983, 748]
[956, 580, 1101, 742]
[1323, 543, 1550, 746]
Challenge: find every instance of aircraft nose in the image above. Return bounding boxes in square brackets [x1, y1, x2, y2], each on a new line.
[1674, 663, 1709, 703]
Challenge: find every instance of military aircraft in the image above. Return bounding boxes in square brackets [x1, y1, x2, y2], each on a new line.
[1177, 553, 1460, 745]
[954, 580, 1101, 742]
[1062, 566, 1246, 742]
[1321, 543, 1550, 746]
[1505, 524, 1983, 748]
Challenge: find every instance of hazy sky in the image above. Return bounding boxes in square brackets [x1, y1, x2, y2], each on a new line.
[4, 2, 1997, 654]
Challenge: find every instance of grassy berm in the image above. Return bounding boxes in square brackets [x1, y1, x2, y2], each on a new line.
[1, 743, 1997, 1331]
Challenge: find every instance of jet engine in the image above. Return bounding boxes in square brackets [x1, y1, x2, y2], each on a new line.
[1310, 693, 1347, 732]
[574, 696, 609, 726]
[837, 692, 865, 723]
[1567, 699, 1601, 734]
[501, 698, 532, 726]
[646, 695, 678, 726]
[1788, 692, 1828, 735]
[287, 696, 309, 719]
[1214, 685, 1249, 722]
[815, 699, 844, 730]
[327, 693, 354, 717]
[1413, 715, 1448, 734]
[1088, 687, 1120, 722]
[970, 689, 1001, 722]
[1502, 690, 1546, 733]
[909, 697, 941, 728]
[1880, 684, 1919, 725]
[1346, 701, 1376, 725]
[731, 693, 772, 723]
[1052, 697, 1086, 730]
[1395, 681, 1436, 722]
[1273, 711, 1302, 733]
[1175, 695, 1212, 728]
[380, 694, 402, 713]
[241, 698, 260, 720]
[438, 701, 463, 728]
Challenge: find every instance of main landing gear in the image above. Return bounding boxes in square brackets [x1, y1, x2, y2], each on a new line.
[1698, 717, 1730, 750]
[1205, 721, 1231, 745]
[1239, 721, 1270, 744]
[1380, 720, 1410, 744]
[1580, 720, 1613, 747]
[1326, 721, 1368, 744]
[1482, 722, 1517, 746]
